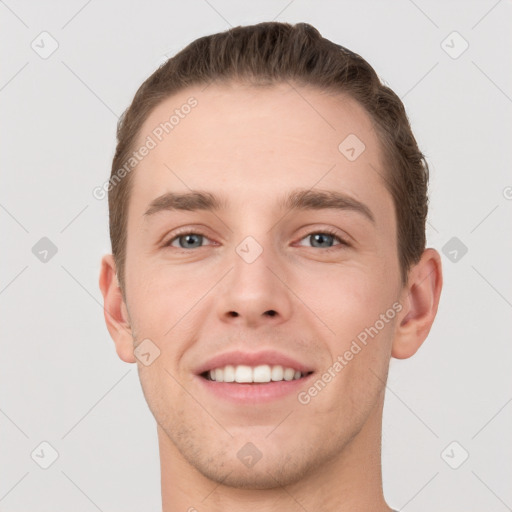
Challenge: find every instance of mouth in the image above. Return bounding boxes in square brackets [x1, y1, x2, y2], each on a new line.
[196, 366, 315, 404]
[193, 350, 316, 403]
[200, 364, 314, 384]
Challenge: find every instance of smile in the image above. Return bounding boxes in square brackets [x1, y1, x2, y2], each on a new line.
[202, 364, 313, 383]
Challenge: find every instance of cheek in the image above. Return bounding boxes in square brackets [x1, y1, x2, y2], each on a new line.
[126, 255, 202, 329]
[309, 267, 382, 325]
[306, 265, 398, 365]
[125, 263, 217, 373]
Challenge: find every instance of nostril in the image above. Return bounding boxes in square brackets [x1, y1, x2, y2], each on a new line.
[265, 310, 277, 317]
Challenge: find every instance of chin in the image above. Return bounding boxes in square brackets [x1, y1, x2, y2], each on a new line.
[196, 460, 308, 490]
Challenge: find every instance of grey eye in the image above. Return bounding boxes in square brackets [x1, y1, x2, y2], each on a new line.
[176, 233, 204, 249]
[307, 233, 336, 248]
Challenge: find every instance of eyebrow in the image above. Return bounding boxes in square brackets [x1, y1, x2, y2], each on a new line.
[143, 188, 375, 224]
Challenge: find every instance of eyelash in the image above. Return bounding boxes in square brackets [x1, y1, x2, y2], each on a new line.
[163, 227, 349, 252]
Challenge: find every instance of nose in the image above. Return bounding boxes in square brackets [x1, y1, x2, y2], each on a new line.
[216, 238, 293, 329]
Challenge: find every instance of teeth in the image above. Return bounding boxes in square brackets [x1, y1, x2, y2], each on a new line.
[271, 365, 283, 381]
[283, 367, 295, 381]
[206, 364, 306, 383]
[235, 365, 253, 383]
[253, 365, 270, 383]
[223, 365, 235, 382]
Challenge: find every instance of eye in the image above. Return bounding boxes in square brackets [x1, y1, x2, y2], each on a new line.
[163, 228, 349, 251]
[296, 229, 349, 250]
[164, 230, 214, 249]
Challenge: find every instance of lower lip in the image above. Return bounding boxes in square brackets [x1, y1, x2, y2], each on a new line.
[195, 373, 315, 405]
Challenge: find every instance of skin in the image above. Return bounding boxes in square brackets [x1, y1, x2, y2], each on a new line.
[99, 81, 442, 512]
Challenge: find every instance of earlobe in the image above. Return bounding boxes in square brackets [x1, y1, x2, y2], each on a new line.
[392, 248, 443, 359]
[99, 254, 136, 364]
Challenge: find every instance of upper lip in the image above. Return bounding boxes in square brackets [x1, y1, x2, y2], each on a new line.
[193, 349, 315, 375]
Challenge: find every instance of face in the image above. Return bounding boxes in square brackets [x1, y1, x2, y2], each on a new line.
[121, 82, 404, 488]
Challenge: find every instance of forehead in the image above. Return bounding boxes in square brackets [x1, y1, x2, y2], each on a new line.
[129, 81, 392, 224]
[137, 81, 379, 159]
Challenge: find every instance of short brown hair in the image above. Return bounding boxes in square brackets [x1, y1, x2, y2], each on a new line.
[109, 21, 429, 297]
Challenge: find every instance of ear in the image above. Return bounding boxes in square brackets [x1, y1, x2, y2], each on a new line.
[98, 254, 136, 363]
[392, 248, 443, 359]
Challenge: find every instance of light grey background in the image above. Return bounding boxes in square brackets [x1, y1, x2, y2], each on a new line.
[1, 1, 511, 511]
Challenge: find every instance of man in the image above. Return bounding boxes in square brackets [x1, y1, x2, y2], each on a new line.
[99, 21, 442, 511]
